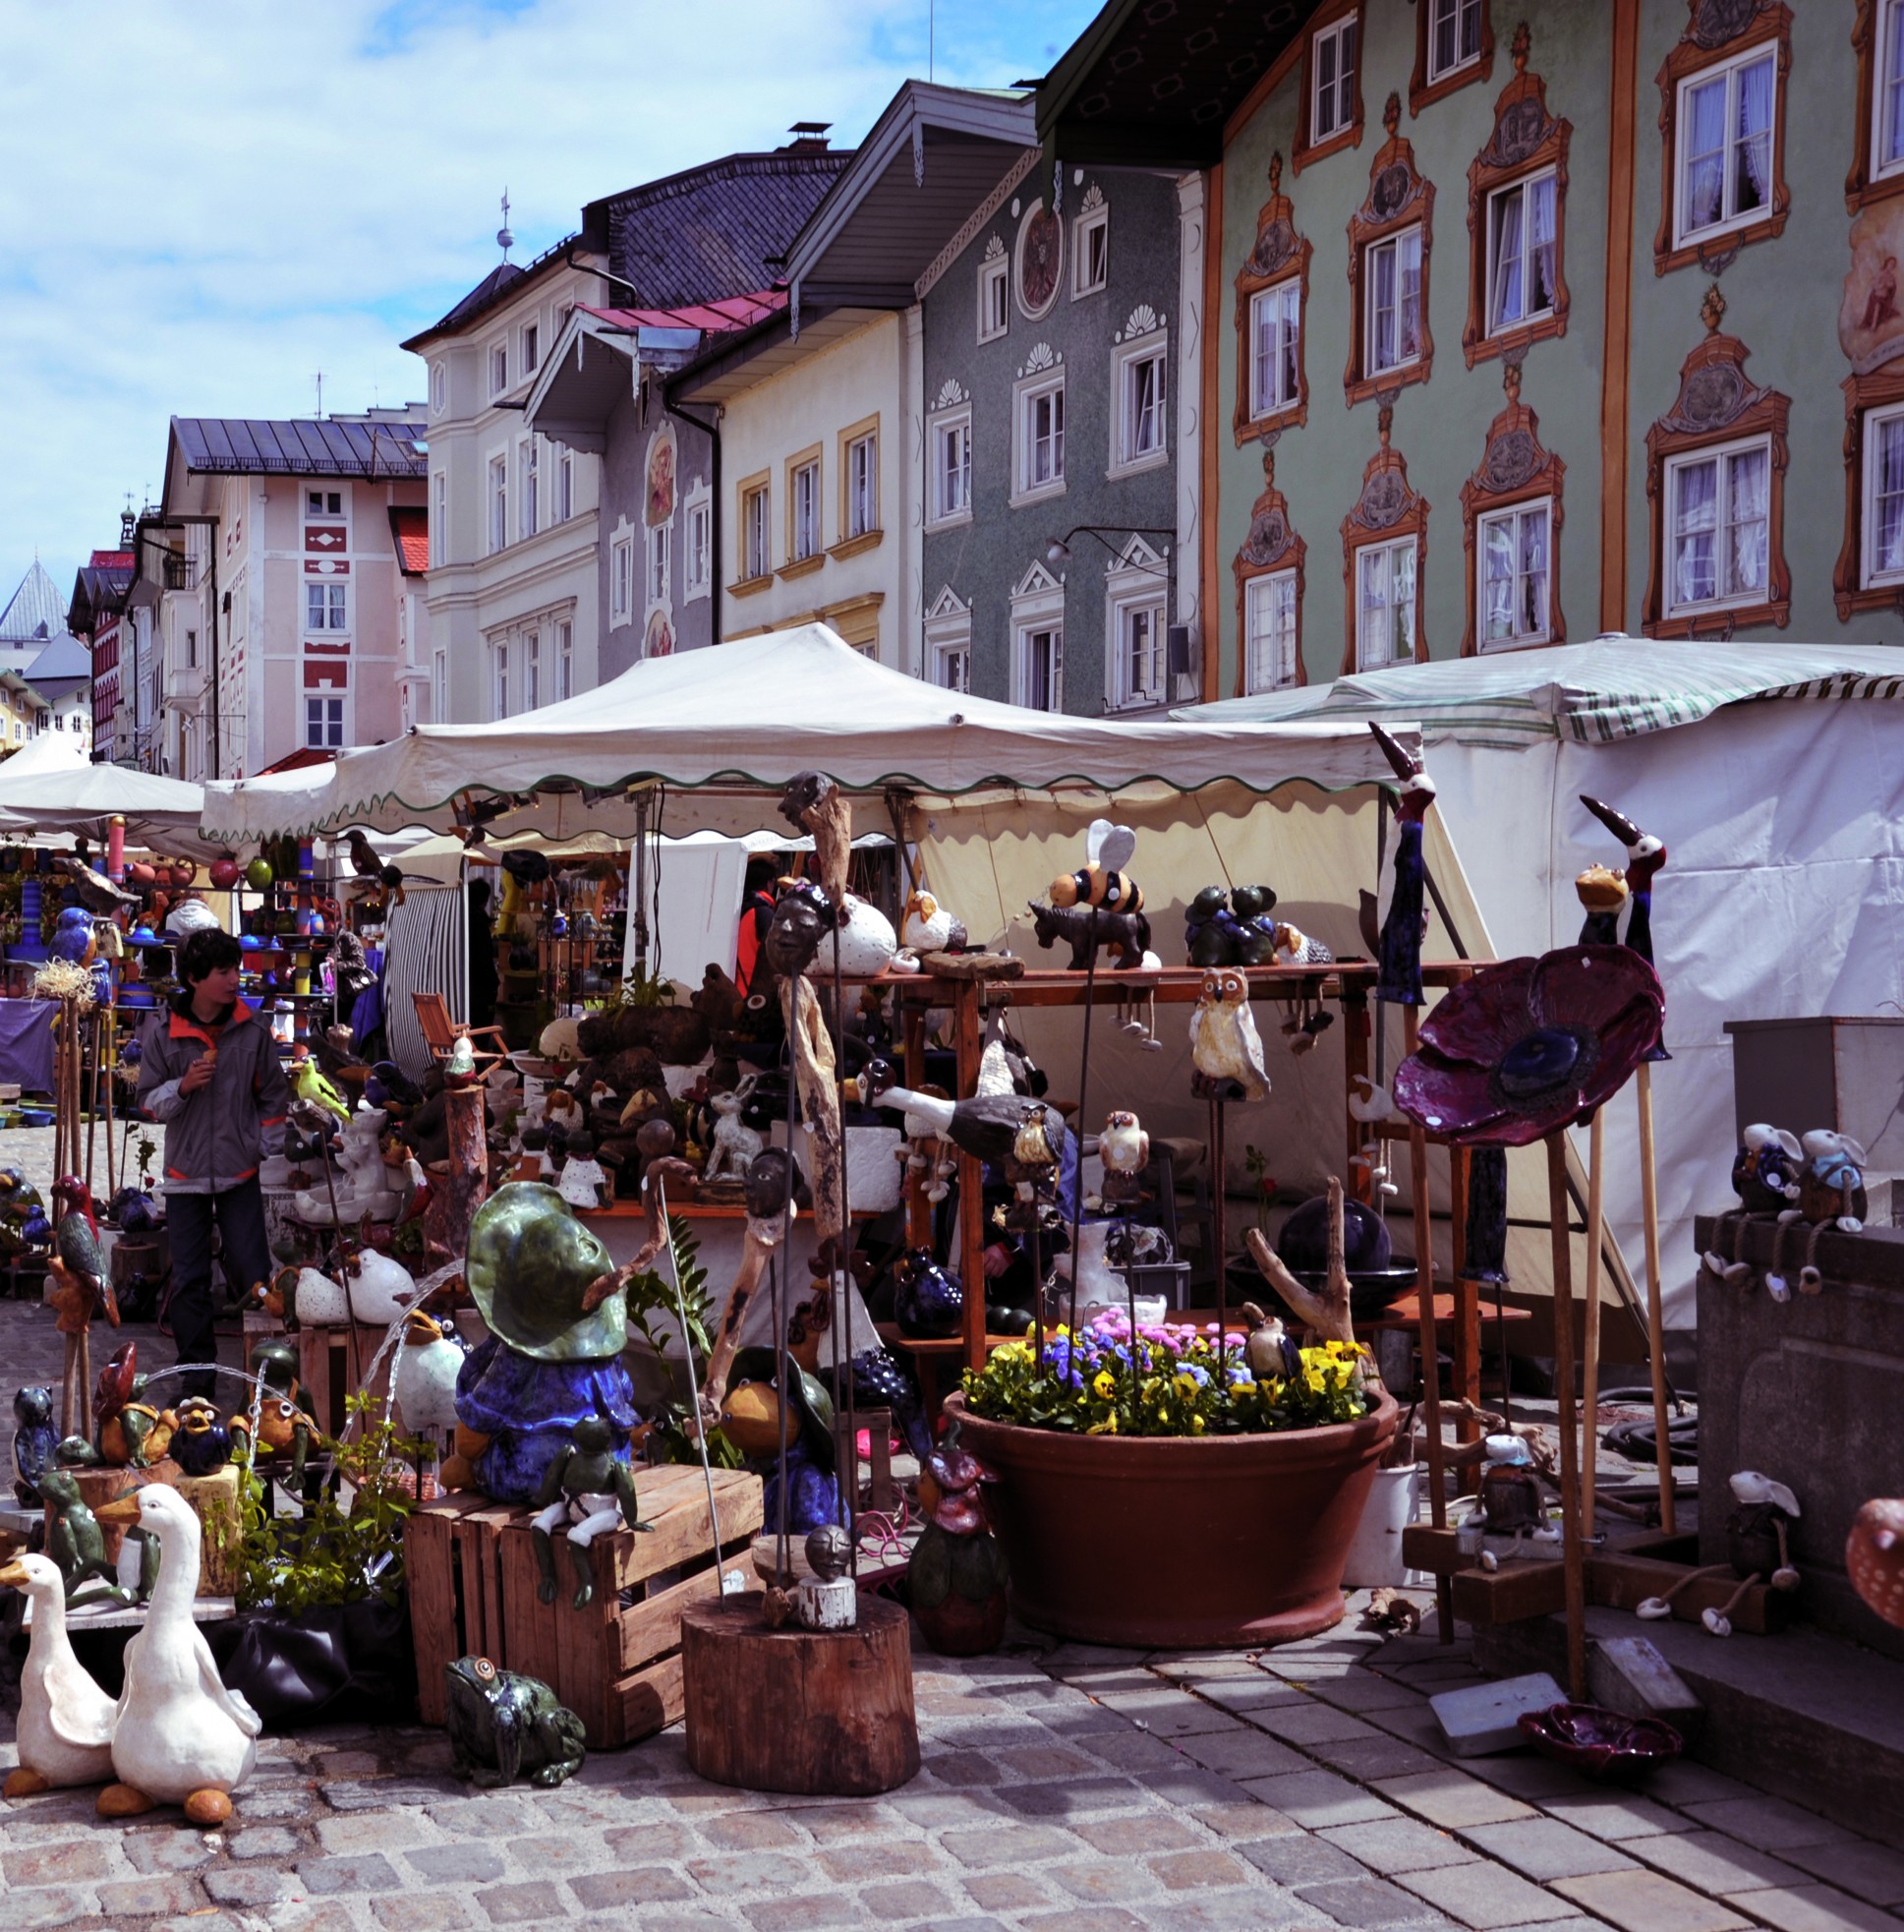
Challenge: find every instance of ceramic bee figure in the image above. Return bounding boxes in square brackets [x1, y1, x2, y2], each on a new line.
[1050, 819, 1142, 918]
[1190, 967, 1270, 1103]
[1731, 1124, 1803, 1213]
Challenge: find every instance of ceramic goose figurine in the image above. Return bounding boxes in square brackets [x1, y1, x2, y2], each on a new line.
[0, 1551, 117, 1794]
[93, 1485, 260, 1823]
[393, 1309, 467, 1434]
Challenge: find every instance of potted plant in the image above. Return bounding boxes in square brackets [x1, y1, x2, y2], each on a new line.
[947, 1314, 1398, 1647]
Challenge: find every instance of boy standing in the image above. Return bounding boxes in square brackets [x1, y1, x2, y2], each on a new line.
[136, 927, 290, 1385]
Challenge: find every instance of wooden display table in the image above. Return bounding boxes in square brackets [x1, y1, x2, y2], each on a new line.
[680, 1591, 918, 1794]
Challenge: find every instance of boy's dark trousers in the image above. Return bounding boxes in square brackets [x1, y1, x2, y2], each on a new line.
[165, 1180, 271, 1395]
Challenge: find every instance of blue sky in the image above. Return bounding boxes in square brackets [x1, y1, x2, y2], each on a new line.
[0, 0, 1100, 615]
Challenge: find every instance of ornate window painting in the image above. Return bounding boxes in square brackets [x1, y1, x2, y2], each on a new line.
[1296, 2, 1363, 174]
[1341, 407, 1429, 672]
[1849, 0, 1904, 212]
[1644, 286, 1790, 636]
[1414, 0, 1492, 113]
[1465, 25, 1571, 366]
[1346, 97, 1435, 407]
[1234, 154, 1310, 442]
[1460, 362, 1566, 654]
[1233, 447, 1306, 692]
[1654, 0, 1791, 274]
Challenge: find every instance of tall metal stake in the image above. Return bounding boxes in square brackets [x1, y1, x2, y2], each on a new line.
[1403, 1005, 1453, 1642]
[1065, 947, 1099, 1349]
[1636, 1064, 1674, 1533]
[1582, 1110, 1605, 1537]
[1545, 1128, 1587, 1700]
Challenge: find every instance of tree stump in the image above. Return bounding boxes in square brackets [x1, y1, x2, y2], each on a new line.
[680, 1591, 919, 1794]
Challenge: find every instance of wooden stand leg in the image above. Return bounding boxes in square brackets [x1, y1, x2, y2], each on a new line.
[1544, 1130, 1587, 1702]
[1449, 1145, 1478, 1440]
[1402, 1006, 1452, 1642]
[954, 983, 986, 1376]
[1636, 1064, 1675, 1534]
[1582, 1110, 1605, 1539]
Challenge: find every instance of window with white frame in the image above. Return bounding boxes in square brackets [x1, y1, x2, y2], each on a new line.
[1114, 341, 1168, 473]
[846, 432, 878, 539]
[925, 589, 972, 694]
[1015, 375, 1066, 499]
[1017, 625, 1062, 711]
[305, 489, 343, 521]
[647, 521, 670, 603]
[791, 460, 820, 560]
[489, 340, 508, 397]
[1114, 598, 1166, 708]
[521, 320, 540, 377]
[1876, 0, 1904, 181]
[1072, 205, 1108, 298]
[685, 493, 712, 599]
[978, 257, 1009, 342]
[1250, 282, 1301, 420]
[556, 620, 573, 699]
[432, 648, 446, 722]
[306, 695, 345, 750]
[609, 528, 634, 624]
[1244, 570, 1298, 692]
[1476, 499, 1552, 649]
[520, 438, 539, 540]
[930, 410, 972, 525]
[1674, 44, 1776, 249]
[432, 471, 447, 567]
[1355, 536, 1416, 670]
[1427, 0, 1482, 85]
[489, 454, 507, 554]
[743, 483, 771, 579]
[936, 643, 971, 691]
[1666, 437, 1770, 614]
[1365, 228, 1423, 376]
[1312, 15, 1357, 144]
[305, 582, 347, 631]
[1486, 171, 1557, 335]
[556, 447, 574, 522]
[492, 641, 509, 720]
[524, 629, 541, 710]
[1865, 403, 1904, 587]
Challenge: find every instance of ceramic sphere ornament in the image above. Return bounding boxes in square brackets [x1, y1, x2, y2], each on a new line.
[245, 857, 274, 892]
[208, 857, 242, 891]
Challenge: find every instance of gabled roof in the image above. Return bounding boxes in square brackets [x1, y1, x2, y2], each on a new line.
[581, 149, 851, 310]
[389, 507, 430, 576]
[1037, 0, 1326, 168]
[68, 559, 134, 635]
[24, 635, 91, 688]
[0, 561, 69, 643]
[784, 84, 1035, 309]
[169, 416, 429, 484]
[400, 237, 586, 353]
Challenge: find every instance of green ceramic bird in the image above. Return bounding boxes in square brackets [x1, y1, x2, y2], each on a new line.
[35, 1468, 131, 1607]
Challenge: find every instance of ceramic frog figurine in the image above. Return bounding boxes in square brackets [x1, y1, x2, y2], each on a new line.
[443, 1656, 586, 1788]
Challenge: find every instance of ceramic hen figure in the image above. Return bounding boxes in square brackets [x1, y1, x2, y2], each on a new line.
[900, 889, 965, 956]
[393, 1309, 469, 1436]
[908, 1421, 1008, 1656]
[0, 1551, 117, 1794]
[1848, 1498, 1904, 1629]
[857, 1060, 1063, 1172]
[94, 1485, 260, 1822]
[1370, 725, 1435, 1006]
[1190, 967, 1270, 1103]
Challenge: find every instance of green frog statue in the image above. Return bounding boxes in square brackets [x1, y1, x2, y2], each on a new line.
[443, 1656, 587, 1788]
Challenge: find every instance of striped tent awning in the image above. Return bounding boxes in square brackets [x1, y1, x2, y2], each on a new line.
[1181, 639, 1904, 747]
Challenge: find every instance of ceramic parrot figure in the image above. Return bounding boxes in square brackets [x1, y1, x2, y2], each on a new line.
[1370, 725, 1434, 1007]
[1581, 793, 1669, 1061]
[291, 1052, 351, 1121]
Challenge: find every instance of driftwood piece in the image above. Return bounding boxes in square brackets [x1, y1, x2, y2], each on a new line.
[922, 952, 1023, 981]
[1244, 1176, 1355, 1347]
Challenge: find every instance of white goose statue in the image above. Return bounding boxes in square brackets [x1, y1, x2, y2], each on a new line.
[93, 1485, 260, 1823]
[0, 1551, 117, 1794]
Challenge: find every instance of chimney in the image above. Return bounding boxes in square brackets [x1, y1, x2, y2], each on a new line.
[784, 121, 832, 152]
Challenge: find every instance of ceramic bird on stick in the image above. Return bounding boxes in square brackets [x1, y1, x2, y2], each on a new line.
[1189, 967, 1270, 1103]
[1370, 725, 1434, 1007]
[1580, 794, 1668, 1059]
[48, 1177, 118, 1441]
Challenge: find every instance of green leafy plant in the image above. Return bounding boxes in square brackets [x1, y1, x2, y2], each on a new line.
[230, 1393, 431, 1613]
[624, 1215, 743, 1469]
[134, 1133, 158, 1191]
[594, 966, 677, 1013]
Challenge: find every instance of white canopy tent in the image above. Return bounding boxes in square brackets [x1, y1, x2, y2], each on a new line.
[1183, 639, 1904, 1328]
[0, 743, 216, 858]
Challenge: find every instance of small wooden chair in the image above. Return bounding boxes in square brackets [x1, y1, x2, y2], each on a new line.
[410, 991, 509, 1068]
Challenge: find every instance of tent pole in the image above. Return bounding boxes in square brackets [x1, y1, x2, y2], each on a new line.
[1403, 1005, 1453, 1644]
[1545, 1129, 1587, 1701]
[1581, 1109, 1604, 1539]
[1636, 1063, 1674, 1534]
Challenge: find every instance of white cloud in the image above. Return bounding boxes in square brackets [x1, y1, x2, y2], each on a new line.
[0, 0, 1091, 604]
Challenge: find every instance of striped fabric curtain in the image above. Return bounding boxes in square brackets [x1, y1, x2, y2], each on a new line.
[382, 882, 467, 1081]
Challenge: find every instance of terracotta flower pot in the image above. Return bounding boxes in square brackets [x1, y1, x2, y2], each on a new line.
[944, 1388, 1400, 1648]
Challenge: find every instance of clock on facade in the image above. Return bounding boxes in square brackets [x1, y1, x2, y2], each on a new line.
[1016, 202, 1064, 321]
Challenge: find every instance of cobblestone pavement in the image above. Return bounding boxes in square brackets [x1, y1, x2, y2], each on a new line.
[5, 1606, 1902, 1932]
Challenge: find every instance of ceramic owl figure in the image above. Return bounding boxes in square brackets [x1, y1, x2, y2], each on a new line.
[1189, 967, 1270, 1103]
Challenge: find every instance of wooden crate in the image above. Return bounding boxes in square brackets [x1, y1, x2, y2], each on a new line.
[406, 1464, 764, 1746]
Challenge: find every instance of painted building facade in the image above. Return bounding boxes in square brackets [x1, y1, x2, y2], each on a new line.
[405, 246, 607, 727]
[1188, 0, 1904, 695]
[67, 547, 132, 761]
[147, 411, 427, 777]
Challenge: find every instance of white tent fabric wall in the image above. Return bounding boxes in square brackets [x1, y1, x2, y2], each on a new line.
[382, 882, 467, 1081]
[1428, 697, 1904, 1330]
